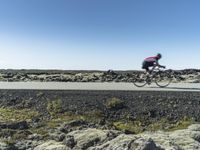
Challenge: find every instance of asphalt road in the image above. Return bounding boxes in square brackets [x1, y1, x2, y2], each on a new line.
[0, 82, 199, 91]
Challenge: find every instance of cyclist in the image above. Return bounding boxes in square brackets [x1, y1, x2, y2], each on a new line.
[142, 53, 165, 74]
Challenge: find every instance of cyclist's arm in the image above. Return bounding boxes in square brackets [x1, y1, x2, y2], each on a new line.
[154, 61, 165, 68]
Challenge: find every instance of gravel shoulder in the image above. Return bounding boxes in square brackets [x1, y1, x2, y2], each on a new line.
[1, 90, 200, 122]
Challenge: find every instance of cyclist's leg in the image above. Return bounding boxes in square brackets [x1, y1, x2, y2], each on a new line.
[146, 68, 150, 74]
[143, 62, 152, 77]
[144, 63, 154, 84]
[141, 65, 151, 84]
[146, 68, 152, 84]
[142, 61, 150, 73]
[133, 62, 148, 87]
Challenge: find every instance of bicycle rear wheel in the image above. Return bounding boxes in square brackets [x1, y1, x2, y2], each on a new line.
[133, 72, 147, 87]
[155, 71, 172, 88]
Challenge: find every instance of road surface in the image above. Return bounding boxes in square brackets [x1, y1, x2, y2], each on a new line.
[0, 82, 199, 91]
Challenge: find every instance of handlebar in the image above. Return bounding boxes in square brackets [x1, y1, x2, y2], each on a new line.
[152, 66, 166, 71]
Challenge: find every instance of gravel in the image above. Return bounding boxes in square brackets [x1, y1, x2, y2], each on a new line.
[0, 90, 200, 123]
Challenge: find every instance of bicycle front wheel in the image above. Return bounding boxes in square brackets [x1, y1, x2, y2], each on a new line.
[133, 73, 147, 87]
[155, 71, 172, 88]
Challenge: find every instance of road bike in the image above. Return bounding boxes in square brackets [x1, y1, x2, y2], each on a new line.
[133, 66, 173, 88]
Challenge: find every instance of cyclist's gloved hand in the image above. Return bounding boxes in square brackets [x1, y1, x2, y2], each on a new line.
[162, 66, 166, 69]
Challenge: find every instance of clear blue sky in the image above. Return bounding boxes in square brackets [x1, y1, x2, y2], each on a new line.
[0, 0, 200, 70]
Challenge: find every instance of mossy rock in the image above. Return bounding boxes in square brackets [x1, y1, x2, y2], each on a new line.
[0, 107, 39, 122]
[167, 116, 197, 131]
[146, 117, 198, 132]
[113, 121, 143, 134]
[105, 97, 125, 110]
[0, 129, 16, 138]
[30, 127, 49, 139]
[47, 99, 63, 117]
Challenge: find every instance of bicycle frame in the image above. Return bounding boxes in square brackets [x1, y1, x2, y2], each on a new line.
[133, 66, 172, 88]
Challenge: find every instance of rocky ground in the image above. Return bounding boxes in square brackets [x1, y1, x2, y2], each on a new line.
[0, 69, 200, 83]
[0, 90, 200, 149]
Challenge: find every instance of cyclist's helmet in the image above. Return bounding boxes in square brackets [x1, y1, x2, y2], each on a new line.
[157, 53, 162, 59]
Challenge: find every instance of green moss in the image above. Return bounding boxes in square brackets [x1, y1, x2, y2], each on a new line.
[47, 99, 62, 117]
[30, 127, 49, 138]
[47, 118, 69, 129]
[147, 118, 169, 131]
[13, 130, 32, 140]
[167, 117, 196, 131]
[0, 129, 16, 138]
[28, 112, 87, 138]
[46, 110, 104, 128]
[113, 121, 143, 134]
[0, 107, 39, 122]
[113, 117, 198, 134]
[42, 112, 82, 129]
[80, 110, 104, 123]
[105, 97, 125, 109]
[2, 129, 32, 144]
[36, 92, 44, 97]
[3, 139, 16, 146]
[146, 117, 198, 132]
[0, 75, 3, 80]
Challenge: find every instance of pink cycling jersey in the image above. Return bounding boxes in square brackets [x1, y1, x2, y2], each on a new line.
[144, 56, 158, 62]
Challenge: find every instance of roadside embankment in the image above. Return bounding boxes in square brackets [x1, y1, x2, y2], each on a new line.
[0, 90, 200, 149]
[0, 69, 200, 83]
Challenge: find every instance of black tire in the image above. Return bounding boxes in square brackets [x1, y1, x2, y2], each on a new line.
[155, 71, 172, 88]
[133, 72, 148, 87]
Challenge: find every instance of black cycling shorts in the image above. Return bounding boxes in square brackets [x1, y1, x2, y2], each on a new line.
[142, 61, 154, 70]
